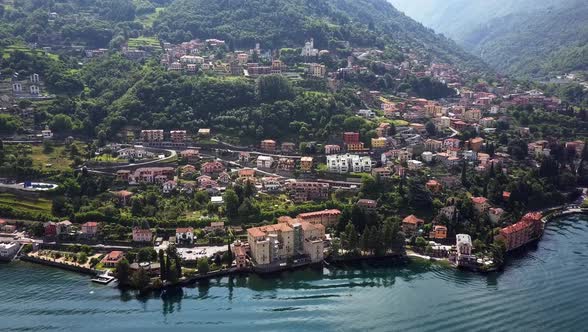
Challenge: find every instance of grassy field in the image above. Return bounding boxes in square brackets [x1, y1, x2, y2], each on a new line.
[2, 44, 59, 61]
[135, 7, 165, 28]
[0, 193, 52, 214]
[127, 36, 160, 50]
[31, 145, 74, 172]
[93, 154, 126, 163]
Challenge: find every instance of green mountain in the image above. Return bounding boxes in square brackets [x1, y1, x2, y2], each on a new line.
[153, 0, 486, 72]
[389, 0, 588, 78]
[0, 0, 171, 48]
[466, 2, 588, 78]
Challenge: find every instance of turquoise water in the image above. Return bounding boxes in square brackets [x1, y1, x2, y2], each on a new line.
[1, 215, 587, 331]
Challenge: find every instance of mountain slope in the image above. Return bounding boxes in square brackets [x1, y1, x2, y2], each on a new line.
[388, 0, 588, 78]
[467, 3, 588, 78]
[153, 0, 487, 72]
[388, 0, 563, 44]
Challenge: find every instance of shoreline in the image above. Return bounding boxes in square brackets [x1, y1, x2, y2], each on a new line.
[13, 210, 588, 290]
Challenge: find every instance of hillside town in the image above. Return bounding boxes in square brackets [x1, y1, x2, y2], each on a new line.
[1, 31, 587, 289]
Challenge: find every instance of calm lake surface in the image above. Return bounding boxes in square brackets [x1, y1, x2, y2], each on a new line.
[1, 214, 587, 332]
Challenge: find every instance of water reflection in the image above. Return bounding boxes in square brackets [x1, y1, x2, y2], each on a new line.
[161, 287, 184, 316]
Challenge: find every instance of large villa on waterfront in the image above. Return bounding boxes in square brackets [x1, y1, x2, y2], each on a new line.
[247, 217, 325, 268]
[496, 212, 543, 251]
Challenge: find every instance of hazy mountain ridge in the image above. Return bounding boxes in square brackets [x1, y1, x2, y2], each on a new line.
[389, 0, 587, 78]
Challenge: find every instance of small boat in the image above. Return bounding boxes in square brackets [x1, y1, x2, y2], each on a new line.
[91, 271, 116, 285]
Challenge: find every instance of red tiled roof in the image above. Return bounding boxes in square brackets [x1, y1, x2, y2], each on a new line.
[176, 227, 193, 233]
[103, 251, 124, 261]
[471, 197, 488, 204]
[501, 212, 542, 235]
[403, 215, 424, 225]
[113, 190, 133, 197]
[234, 245, 247, 256]
[133, 227, 152, 234]
[247, 227, 266, 237]
[297, 209, 341, 218]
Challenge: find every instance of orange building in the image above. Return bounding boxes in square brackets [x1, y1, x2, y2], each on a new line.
[429, 225, 447, 240]
[261, 139, 277, 152]
[402, 215, 424, 236]
[497, 212, 543, 251]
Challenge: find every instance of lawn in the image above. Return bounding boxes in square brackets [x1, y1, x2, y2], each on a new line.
[0, 193, 53, 213]
[31, 144, 75, 172]
[93, 154, 127, 163]
[127, 36, 160, 50]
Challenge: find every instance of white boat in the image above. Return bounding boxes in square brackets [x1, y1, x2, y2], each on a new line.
[91, 271, 116, 285]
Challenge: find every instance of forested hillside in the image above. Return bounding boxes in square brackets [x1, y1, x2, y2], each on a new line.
[153, 0, 486, 71]
[467, 2, 588, 78]
[0, 0, 492, 142]
[389, 0, 588, 78]
[0, 0, 171, 48]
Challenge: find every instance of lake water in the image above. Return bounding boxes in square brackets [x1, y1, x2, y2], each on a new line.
[1, 214, 587, 331]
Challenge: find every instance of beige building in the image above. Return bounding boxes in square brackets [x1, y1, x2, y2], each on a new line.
[309, 63, 326, 78]
[247, 219, 325, 266]
[464, 109, 481, 123]
[300, 156, 314, 171]
[141, 130, 164, 142]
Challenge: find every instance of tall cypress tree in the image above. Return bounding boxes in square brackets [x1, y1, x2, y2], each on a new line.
[158, 249, 166, 281]
[174, 256, 182, 280]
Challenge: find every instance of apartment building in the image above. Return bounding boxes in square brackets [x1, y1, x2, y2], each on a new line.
[289, 182, 330, 202]
[326, 154, 372, 173]
[247, 218, 325, 266]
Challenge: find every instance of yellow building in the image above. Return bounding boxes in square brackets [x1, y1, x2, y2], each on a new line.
[300, 156, 314, 171]
[371, 137, 387, 149]
[346, 142, 365, 152]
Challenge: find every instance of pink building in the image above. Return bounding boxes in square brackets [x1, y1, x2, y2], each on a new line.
[324, 144, 341, 155]
[132, 227, 153, 242]
[201, 161, 225, 174]
[81, 222, 99, 237]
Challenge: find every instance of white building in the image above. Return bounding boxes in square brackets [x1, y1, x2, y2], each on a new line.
[357, 109, 376, 119]
[41, 128, 53, 139]
[211, 196, 224, 205]
[162, 180, 177, 194]
[180, 55, 204, 64]
[301, 38, 319, 57]
[421, 151, 434, 163]
[327, 154, 371, 173]
[117, 148, 153, 159]
[0, 242, 19, 261]
[257, 156, 274, 169]
[176, 227, 194, 245]
[407, 160, 423, 170]
[456, 234, 472, 256]
[463, 150, 478, 162]
[436, 116, 451, 129]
